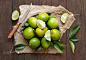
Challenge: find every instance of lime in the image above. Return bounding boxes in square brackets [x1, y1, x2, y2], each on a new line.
[41, 37, 51, 49]
[51, 29, 61, 40]
[38, 12, 49, 22]
[23, 27, 34, 39]
[61, 13, 69, 23]
[47, 18, 58, 29]
[12, 10, 19, 20]
[37, 20, 46, 29]
[36, 27, 48, 37]
[28, 17, 37, 28]
[44, 30, 51, 41]
[29, 38, 40, 48]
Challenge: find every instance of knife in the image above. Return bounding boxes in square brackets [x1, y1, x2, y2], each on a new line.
[8, 3, 32, 39]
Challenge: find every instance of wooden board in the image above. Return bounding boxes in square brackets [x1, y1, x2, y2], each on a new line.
[0, 0, 85, 60]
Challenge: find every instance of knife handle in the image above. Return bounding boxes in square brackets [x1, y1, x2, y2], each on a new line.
[8, 22, 20, 39]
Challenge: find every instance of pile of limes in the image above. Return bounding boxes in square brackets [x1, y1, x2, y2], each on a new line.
[23, 12, 61, 49]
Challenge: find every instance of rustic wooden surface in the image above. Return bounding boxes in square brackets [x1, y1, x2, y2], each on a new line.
[0, 0, 86, 60]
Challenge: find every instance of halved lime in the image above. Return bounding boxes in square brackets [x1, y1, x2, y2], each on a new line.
[44, 30, 51, 41]
[37, 20, 46, 29]
[12, 10, 19, 20]
[61, 13, 69, 23]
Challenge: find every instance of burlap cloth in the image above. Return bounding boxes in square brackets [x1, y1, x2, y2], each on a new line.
[14, 5, 75, 54]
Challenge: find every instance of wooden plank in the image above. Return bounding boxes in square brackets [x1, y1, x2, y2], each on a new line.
[66, 0, 85, 60]
[37, 0, 52, 60]
[82, 0, 86, 59]
[41, 0, 52, 5]
[12, 0, 25, 60]
[52, 0, 66, 7]
[0, 0, 1, 34]
[52, 0, 67, 60]
[12, 0, 38, 60]
[24, 0, 38, 60]
[0, 0, 13, 60]
[37, 0, 67, 60]
[36, 0, 42, 5]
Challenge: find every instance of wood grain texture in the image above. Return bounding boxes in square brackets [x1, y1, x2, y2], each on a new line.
[0, 0, 86, 60]
[24, 0, 38, 60]
[66, 0, 85, 60]
[12, 0, 25, 60]
[0, 0, 13, 60]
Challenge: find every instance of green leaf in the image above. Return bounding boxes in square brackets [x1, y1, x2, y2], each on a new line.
[55, 41, 66, 47]
[69, 25, 80, 39]
[45, 46, 51, 55]
[70, 38, 79, 42]
[69, 40, 75, 53]
[54, 44, 64, 53]
[45, 47, 50, 55]
[20, 28, 25, 32]
[45, 42, 53, 55]
[14, 44, 26, 49]
[34, 46, 42, 51]
[49, 15, 56, 18]
[51, 42, 53, 45]
[47, 13, 51, 15]
[22, 26, 26, 27]
[33, 30, 39, 37]
[25, 23, 29, 26]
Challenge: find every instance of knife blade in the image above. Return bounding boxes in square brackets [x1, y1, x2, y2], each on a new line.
[8, 3, 32, 39]
[19, 3, 32, 23]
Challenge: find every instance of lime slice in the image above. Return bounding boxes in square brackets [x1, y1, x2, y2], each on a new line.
[44, 30, 51, 41]
[37, 20, 46, 29]
[61, 13, 69, 23]
[12, 10, 19, 20]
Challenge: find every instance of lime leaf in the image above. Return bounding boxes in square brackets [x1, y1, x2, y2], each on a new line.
[20, 28, 25, 32]
[54, 44, 64, 53]
[45, 46, 51, 55]
[25, 23, 29, 26]
[61, 13, 68, 23]
[14, 44, 26, 49]
[22, 26, 26, 27]
[69, 40, 75, 53]
[70, 38, 79, 42]
[50, 15, 56, 18]
[55, 41, 66, 47]
[12, 10, 19, 20]
[37, 20, 46, 29]
[50, 42, 53, 45]
[20, 23, 29, 32]
[45, 43, 53, 55]
[44, 30, 51, 41]
[34, 46, 42, 51]
[69, 25, 80, 39]
[33, 30, 40, 37]
[47, 13, 51, 15]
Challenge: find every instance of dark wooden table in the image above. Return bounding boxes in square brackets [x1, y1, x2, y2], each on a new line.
[0, 0, 86, 60]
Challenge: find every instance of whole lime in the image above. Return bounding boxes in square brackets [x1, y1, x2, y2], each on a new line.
[23, 27, 34, 39]
[29, 38, 40, 48]
[38, 12, 49, 22]
[41, 37, 51, 49]
[51, 29, 61, 40]
[36, 27, 48, 37]
[47, 18, 58, 29]
[28, 17, 37, 28]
